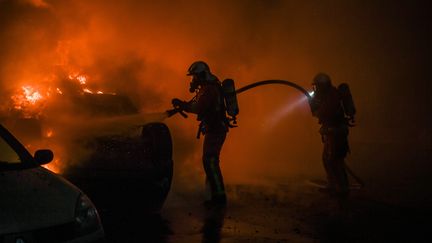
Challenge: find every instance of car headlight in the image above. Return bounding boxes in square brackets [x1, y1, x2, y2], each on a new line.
[75, 194, 102, 235]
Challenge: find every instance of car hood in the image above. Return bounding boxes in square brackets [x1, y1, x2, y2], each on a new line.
[0, 167, 80, 234]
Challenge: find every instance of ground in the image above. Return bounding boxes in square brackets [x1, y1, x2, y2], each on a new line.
[99, 176, 432, 243]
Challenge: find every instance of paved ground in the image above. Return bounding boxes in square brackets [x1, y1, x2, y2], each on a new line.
[99, 177, 432, 243]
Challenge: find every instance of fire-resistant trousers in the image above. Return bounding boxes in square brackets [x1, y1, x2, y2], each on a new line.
[202, 131, 227, 202]
[321, 128, 350, 198]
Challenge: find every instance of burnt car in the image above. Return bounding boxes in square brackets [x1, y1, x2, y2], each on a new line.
[60, 93, 174, 214]
[0, 124, 105, 242]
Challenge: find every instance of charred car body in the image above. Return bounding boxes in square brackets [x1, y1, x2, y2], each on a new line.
[62, 93, 173, 213]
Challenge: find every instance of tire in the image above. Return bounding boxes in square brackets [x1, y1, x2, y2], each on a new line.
[141, 122, 172, 159]
[141, 122, 173, 208]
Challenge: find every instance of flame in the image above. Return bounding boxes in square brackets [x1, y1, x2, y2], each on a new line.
[10, 85, 47, 118]
[66, 71, 110, 95]
[12, 85, 44, 108]
[42, 158, 61, 174]
[77, 75, 87, 84]
[45, 129, 54, 138]
[22, 86, 43, 104]
[68, 71, 81, 80]
[10, 70, 112, 117]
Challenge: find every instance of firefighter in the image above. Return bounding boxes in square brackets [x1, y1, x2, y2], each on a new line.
[309, 73, 351, 199]
[172, 61, 229, 205]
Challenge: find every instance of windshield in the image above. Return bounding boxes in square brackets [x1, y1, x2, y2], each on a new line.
[0, 124, 36, 170]
[0, 136, 21, 164]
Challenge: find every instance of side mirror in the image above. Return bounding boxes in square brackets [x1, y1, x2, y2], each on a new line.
[34, 149, 54, 165]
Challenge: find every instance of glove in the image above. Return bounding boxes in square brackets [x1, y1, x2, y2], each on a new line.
[171, 98, 187, 110]
[172, 98, 182, 107]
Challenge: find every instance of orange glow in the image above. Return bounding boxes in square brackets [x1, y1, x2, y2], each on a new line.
[22, 86, 43, 104]
[12, 85, 44, 108]
[10, 85, 48, 118]
[9, 69, 112, 117]
[46, 129, 54, 138]
[66, 71, 110, 95]
[77, 75, 87, 84]
[42, 159, 61, 174]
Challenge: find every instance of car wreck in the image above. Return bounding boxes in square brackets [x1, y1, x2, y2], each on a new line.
[60, 93, 174, 214]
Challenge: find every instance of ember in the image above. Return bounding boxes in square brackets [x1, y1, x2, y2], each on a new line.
[45, 129, 53, 138]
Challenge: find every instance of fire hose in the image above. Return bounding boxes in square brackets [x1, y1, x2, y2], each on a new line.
[166, 80, 312, 117]
[235, 79, 312, 99]
[166, 79, 364, 188]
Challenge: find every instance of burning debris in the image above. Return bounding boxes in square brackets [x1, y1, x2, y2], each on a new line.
[10, 85, 46, 118]
[1, 62, 163, 174]
[6, 68, 107, 116]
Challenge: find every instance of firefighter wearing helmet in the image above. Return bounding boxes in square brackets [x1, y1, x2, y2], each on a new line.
[172, 61, 229, 205]
[309, 73, 354, 199]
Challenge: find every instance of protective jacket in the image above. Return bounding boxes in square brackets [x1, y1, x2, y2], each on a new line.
[184, 81, 228, 204]
[185, 82, 228, 135]
[310, 86, 345, 127]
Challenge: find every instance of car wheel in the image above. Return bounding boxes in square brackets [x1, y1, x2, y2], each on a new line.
[141, 122, 173, 204]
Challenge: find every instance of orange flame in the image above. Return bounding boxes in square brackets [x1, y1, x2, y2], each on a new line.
[42, 158, 61, 174]
[77, 75, 87, 84]
[83, 88, 93, 93]
[11, 85, 44, 108]
[45, 129, 54, 138]
[10, 70, 113, 117]
[10, 85, 47, 117]
[22, 86, 43, 104]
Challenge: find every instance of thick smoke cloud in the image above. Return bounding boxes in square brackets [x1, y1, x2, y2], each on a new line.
[0, 0, 430, 186]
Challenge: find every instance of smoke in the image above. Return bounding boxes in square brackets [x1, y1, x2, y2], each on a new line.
[1, 0, 430, 188]
[20, 0, 50, 8]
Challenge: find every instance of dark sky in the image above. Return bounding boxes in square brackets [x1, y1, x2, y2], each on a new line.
[0, 0, 430, 182]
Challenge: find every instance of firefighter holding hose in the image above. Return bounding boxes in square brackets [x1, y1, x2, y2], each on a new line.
[309, 73, 356, 199]
[171, 61, 229, 206]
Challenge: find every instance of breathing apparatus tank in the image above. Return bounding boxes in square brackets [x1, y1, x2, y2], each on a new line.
[221, 79, 239, 125]
[338, 83, 356, 122]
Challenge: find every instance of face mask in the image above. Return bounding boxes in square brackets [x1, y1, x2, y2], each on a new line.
[189, 76, 199, 93]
